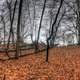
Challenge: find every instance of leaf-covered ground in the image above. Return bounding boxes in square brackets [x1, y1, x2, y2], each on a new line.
[0, 46, 80, 80]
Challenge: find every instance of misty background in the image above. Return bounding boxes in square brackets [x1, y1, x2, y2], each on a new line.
[0, 0, 79, 46]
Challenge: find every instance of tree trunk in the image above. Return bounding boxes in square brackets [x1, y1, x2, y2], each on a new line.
[76, 0, 80, 45]
[1, 15, 6, 45]
[46, 39, 49, 62]
[16, 0, 23, 59]
[46, 0, 64, 62]
[36, 0, 47, 52]
[6, 0, 17, 58]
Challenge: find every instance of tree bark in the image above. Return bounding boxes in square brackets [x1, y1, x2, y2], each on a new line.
[1, 15, 6, 45]
[36, 0, 47, 52]
[6, 0, 17, 58]
[76, 0, 80, 45]
[46, 0, 64, 62]
[16, 0, 23, 59]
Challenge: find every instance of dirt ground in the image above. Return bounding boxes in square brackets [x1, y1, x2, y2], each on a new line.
[0, 46, 80, 80]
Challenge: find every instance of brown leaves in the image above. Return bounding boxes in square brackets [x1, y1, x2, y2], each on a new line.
[0, 46, 80, 79]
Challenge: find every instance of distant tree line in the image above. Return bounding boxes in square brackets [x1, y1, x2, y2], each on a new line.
[0, 0, 79, 62]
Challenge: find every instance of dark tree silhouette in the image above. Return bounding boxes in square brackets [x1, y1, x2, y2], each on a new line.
[46, 0, 64, 62]
[16, 0, 23, 59]
[0, 15, 6, 45]
[35, 0, 47, 52]
[5, 0, 17, 58]
[76, 0, 80, 45]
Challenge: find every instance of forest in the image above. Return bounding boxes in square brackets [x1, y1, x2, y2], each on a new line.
[0, 0, 80, 80]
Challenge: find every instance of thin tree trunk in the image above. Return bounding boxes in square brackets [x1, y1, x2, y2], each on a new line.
[6, 0, 17, 58]
[46, 39, 49, 62]
[16, 0, 23, 59]
[3, 20, 6, 45]
[1, 15, 6, 45]
[46, 0, 64, 62]
[51, 10, 65, 46]
[7, 0, 17, 48]
[76, 0, 80, 45]
[36, 0, 47, 51]
[32, 0, 36, 41]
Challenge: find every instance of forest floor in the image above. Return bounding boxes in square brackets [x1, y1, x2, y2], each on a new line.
[0, 46, 80, 80]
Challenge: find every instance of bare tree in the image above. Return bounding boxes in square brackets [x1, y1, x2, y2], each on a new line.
[16, 0, 23, 59]
[35, 0, 47, 52]
[0, 14, 6, 45]
[46, 0, 64, 62]
[76, 0, 80, 45]
[5, 0, 17, 58]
